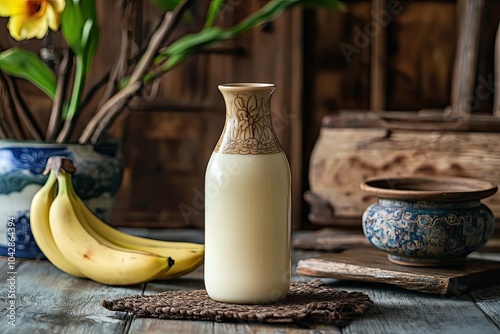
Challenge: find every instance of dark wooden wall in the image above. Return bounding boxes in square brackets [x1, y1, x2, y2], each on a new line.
[110, 1, 304, 229]
[301, 1, 500, 228]
[1, 1, 499, 229]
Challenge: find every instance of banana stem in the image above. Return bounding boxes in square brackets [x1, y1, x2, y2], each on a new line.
[43, 171, 58, 194]
[55, 173, 70, 196]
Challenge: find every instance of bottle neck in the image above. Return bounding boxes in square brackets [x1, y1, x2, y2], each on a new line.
[215, 89, 282, 155]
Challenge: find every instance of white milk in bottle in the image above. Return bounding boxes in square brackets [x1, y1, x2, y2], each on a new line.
[204, 83, 291, 304]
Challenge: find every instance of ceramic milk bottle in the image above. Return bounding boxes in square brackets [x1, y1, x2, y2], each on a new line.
[204, 83, 291, 304]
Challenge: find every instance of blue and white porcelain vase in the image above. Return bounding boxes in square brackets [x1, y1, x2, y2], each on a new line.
[0, 140, 124, 259]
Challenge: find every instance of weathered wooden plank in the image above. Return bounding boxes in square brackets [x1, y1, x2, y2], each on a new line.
[296, 249, 500, 295]
[128, 317, 214, 334]
[495, 22, 500, 116]
[370, 0, 386, 111]
[224, 323, 342, 334]
[129, 318, 341, 334]
[1, 256, 19, 329]
[448, 0, 484, 118]
[293, 228, 370, 251]
[469, 284, 500, 329]
[341, 287, 500, 334]
[0, 259, 142, 334]
[322, 111, 500, 132]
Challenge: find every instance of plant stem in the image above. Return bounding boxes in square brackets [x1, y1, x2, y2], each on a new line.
[81, 81, 141, 144]
[0, 74, 19, 139]
[0, 122, 6, 138]
[79, 0, 196, 144]
[46, 49, 73, 141]
[0, 44, 42, 140]
[97, 0, 133, 110]
[56, 118, 72, 143]
[57, 55, 86, 143]
[4, 74, 43, 140]
[149, 0, 298, 81]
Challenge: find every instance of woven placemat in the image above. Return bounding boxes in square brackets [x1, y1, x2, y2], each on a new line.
[102, 279, 373, 324]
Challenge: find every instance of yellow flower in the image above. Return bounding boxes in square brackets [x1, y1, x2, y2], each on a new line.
[0, 0, 65, 40]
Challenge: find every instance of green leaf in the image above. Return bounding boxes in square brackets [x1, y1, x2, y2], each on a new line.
[61, 1, 100, 122]
[61, 101, 69, 119]
[0, 48, 56, 99]
[81, 19, 100, 74]
[204, 0, 225, 29]
[118, 76, 131, 90]
[160, 50, 193, 74]
[228, 0, 299, 36]
[61, 1, 85, 54]
[161, 27, 224, 58]
[149, 0, 193, 22]
[152, 0, 346, 80]
[297, 0, 347, 11]
[153, 1, 297, 72]
[156, 0, 300, 63]
[61, 0, 100, 74]
[149, 0, 182, 11]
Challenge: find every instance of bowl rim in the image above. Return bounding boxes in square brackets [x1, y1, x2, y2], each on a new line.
[360, 175, 498, 201]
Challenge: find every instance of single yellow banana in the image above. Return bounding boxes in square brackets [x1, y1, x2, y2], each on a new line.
[29, 171, 85, 278]
[49, 171, 174, 285]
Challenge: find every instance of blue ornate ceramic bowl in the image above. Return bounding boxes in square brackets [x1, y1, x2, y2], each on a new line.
[0, 140, 123, 259]
[361, 176, 497, 266]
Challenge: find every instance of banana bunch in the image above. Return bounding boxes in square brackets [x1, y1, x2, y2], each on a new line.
[30, 157, 204, 285]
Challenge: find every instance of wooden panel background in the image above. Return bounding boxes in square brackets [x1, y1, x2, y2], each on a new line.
[0, 1, 304, 229]
[302, 1, 500, 228]
[111, 1, 304, 228]
[1, 1, 499, 229]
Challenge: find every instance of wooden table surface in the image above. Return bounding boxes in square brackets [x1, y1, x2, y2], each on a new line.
[2, 229, 500, 334]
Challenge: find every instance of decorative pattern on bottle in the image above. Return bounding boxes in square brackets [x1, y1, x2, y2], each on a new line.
[215, 93, 282, 155]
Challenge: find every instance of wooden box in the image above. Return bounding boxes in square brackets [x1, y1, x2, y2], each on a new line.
[306, 111, 500, 228]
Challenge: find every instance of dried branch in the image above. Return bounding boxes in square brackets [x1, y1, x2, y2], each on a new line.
[79, 72, 110, 113]
[76, 2, 173, 116]
[97, 0, 134, 110]
[77, 52, 141, 116]
[127, 5, 182, 83]
[0, 41, 43, 140]
[79, 0, 196, 144]
[0, 121, 7, 139]
[67, 0, 134, 144]
[3, 74, 43, 140]
[0, 109, 11, 139]
[55, 117, 72, 143]
[494, 22, 500, 116]
[46, 49, 73, 141]
[0, 72, 17, 139]
[81, 81, 141, 144]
